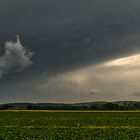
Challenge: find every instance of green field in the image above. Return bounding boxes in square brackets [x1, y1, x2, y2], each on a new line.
[0, 111, 140, 140]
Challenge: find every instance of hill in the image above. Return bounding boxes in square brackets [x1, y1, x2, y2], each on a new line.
[0, 101, 140, 110]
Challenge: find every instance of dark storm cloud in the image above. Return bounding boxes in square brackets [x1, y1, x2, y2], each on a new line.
[0, 1, 140, 85]
[1, 0, 140, 79]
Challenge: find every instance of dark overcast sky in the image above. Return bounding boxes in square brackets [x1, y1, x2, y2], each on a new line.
[0, 0, 140, 103]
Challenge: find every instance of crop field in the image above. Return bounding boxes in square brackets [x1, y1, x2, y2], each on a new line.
[0, 111, 140, 140]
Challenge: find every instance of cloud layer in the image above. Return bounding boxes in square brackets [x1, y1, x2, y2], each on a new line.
[33, 53, 140, 102]
[0, 36, 33, 77]
[1, 1, 140, 102]
[1, 47, 140, 103]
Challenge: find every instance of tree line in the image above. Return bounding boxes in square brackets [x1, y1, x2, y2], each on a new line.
[27, 103, 140, 110]
[0, 102, 140, 110]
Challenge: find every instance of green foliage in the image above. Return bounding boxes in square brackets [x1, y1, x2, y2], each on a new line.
[0, 104, 11, 110]
[27, 102, 140, 110]
[0, 111, 140, 139]
[1, 102, 140, 110]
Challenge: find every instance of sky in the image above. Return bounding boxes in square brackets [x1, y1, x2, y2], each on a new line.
[0, 0, 140, 103]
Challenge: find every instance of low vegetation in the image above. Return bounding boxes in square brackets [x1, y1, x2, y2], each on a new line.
[0, 111, 140, 139]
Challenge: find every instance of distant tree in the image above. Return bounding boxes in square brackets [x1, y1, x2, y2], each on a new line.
[101, 103, 120, 110]
[89, 104, 99, 110]
[0, 104, 11, 110]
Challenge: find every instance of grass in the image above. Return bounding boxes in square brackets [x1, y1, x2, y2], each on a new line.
[0, 111, 140, 140]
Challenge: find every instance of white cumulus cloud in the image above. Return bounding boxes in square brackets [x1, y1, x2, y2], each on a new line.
[0, 36, 34, 78]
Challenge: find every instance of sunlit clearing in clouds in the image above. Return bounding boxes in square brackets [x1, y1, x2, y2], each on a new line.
[104, 54, 140, 67]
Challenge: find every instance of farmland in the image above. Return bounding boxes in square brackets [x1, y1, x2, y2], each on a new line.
[0, 111, 140, 140]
